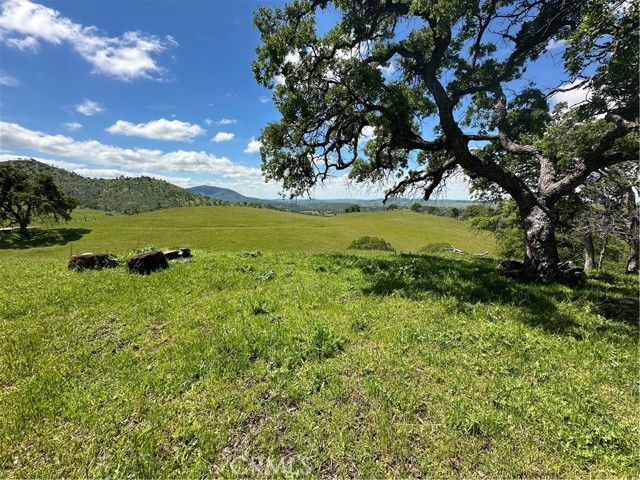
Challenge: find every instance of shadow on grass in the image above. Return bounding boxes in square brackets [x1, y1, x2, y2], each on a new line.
[0, 228, 91, 249]
[327, 252, 638, 341]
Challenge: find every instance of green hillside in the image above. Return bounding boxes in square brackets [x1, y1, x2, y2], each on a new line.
[0, 206, 494, 258]
[4, 159, 214, 214]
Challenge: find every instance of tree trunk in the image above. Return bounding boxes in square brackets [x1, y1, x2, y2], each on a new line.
[583, 232, 595, 270]
[520, 204, 561, 278]
[625, 186, 639, 274]
[597, 235, 608, 271]
[627, 237, 639, 274]
[18, 221, 29, 235]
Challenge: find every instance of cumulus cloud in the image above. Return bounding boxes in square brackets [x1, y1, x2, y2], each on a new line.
[551, 80, 592, 108]
[64, 122, 82, 131]
[212, 132, 235, 143]
[244, 138, 262, 154]
[106, 118, 206, 142]
[0, 121, 263, 179]
[0, 72, 19, 86]
[0, 0, 176, 81]
[76, 99, 104, 116]
[258, 96, 270, 104]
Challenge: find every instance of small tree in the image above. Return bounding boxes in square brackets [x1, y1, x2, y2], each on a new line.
[345, 204, 360, 213]
[0, 164, 78, 234]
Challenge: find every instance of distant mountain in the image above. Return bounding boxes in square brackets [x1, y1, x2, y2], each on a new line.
[190, 184, 475, 214]
[4, 158, 215, 214]
[189, 185, 259, 204]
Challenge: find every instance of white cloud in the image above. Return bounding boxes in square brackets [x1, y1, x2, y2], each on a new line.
[5, 35, 38, 51]
[204, 118, 213, 126]
[0, 0, 176, 81]
[212, 132, 235, 143]
[0, 121, 262, 179]
[551, 80, 592, 108]
[0, 72, 19, 86]
[214, 118, 237, 126]
[106, 118, 206, 142]
[64, 122, 82, 131]
[360, 126, 375, 140]
[76, 99, 104, 116]
[258, 95, 270, 104]
[244, 138, 262, 154]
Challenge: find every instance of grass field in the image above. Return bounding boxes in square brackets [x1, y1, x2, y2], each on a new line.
[0, 206, 494, 258]
[0, 207, 637, 478]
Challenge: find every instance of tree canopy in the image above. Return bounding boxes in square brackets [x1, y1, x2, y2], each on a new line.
[0, 163, 78, 234]
[253, 0, 639, 277]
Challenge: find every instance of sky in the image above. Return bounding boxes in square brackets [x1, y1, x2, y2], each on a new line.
[0, 0, 585, 200]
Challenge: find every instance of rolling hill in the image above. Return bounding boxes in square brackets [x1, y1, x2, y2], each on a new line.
[188, 185, 259, 204]
[4, 158, 215, 214]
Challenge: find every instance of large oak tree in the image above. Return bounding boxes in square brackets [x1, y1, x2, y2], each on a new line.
[0, 163, 78, 234]
[253, 0, 638, 277]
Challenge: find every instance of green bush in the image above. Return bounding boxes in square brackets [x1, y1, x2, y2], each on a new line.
[418, 243, 451, 254]
[348, 236, 394, 252]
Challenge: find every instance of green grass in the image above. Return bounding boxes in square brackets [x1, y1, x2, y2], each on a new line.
[1, 245, 637, 477]
[0, 206, 494, 259]
[0, 208, 636, 476]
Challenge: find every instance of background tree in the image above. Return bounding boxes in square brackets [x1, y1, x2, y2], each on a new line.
[253, 0, 638, 277]
[0, 163, 78, 234]
[345, 204, 361, 213]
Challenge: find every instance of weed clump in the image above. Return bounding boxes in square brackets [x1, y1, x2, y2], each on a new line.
[418, 242, 451, 254]
[348, 236, 394, 252]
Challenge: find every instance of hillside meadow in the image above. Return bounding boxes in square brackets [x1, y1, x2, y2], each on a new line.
[0, 207, 637, 478]
[0, 206, 495, 258]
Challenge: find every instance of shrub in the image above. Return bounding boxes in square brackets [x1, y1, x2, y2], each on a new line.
[344, 204, 360, 213]
[418, 243, 451, 254]
[348, 236, 394, 252]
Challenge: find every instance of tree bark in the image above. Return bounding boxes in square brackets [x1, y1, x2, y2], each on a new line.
[520, 204, 561, 277]
[597, 235, 608, 271]
[625, 185, 639, 274]
[627, 237, 639, 274]
[18, 219, 29, 235]
[583, 232, 595, 270]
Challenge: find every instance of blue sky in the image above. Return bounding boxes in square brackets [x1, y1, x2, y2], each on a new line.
[0, 0, 585, 200]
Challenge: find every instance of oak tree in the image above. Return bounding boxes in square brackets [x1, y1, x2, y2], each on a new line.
[0, 163, 78, 234]
[253, 0, 638, 277]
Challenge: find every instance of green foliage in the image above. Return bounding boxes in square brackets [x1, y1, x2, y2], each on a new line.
[344, 204, 361, 213]
[348, 236, 394, 252]
[466, 201, 523, 259]
[0, 163, 78, 233]
[4, 159, 214, 215]
[418, 242, 451, 254]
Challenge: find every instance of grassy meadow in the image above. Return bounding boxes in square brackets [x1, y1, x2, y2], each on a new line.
[0, 206, 494, 258]
[0, 207, 638, 478]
